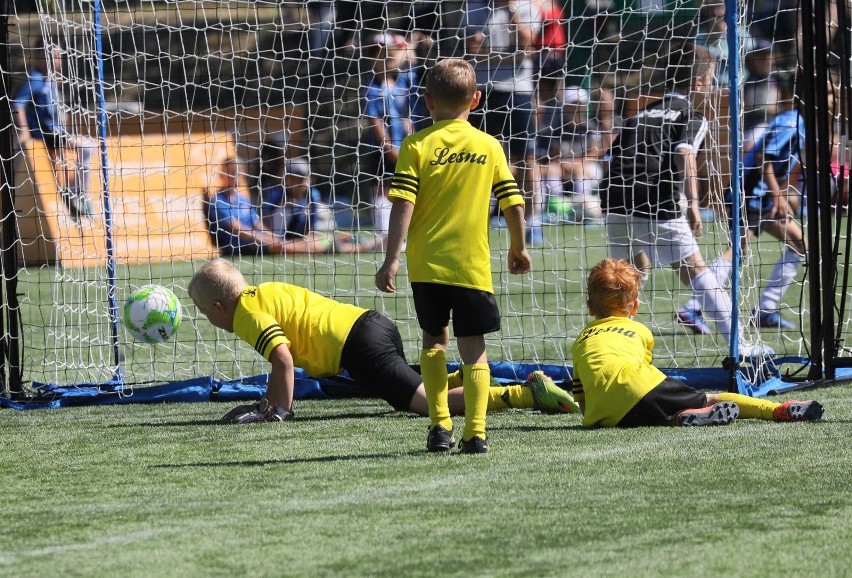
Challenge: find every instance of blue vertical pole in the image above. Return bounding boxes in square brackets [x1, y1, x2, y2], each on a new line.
[724, 0, 741, 388]
[93, 0, 124, 386]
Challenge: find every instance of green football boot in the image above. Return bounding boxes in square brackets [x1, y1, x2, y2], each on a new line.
[524, 370, 581, 414]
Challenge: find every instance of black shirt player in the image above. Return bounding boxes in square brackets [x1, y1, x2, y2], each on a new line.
[600, 40, 738, 349]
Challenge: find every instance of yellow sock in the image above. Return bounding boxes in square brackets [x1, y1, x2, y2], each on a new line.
[421, 349, 452, 430]
[717, 392, 778, 420]
[488, 385, 535, 411]
[447, 369, 464, 390]
[462, 363, 490, 440]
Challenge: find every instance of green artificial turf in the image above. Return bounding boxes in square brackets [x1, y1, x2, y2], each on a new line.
[2, 385, 851, 577]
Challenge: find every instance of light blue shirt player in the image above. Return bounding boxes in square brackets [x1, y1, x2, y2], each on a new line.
[13, 68, 64, 142]
[208, 191, 262, 254]
[733, 109, 805, 213]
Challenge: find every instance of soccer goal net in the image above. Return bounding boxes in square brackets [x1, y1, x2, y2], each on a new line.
[0, 0, 849, 400]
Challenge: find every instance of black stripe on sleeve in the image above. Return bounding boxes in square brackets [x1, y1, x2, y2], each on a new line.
[495, 189, 522, 202]
[391, 174, 419, 196]
[493, 180, 521, 200]
[255, 324, 286, 355]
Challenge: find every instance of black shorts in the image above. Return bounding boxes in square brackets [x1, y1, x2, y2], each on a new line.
[411, 282, 500, 337]
[616, 377, 708, 427]
[339, 310, 422, 411]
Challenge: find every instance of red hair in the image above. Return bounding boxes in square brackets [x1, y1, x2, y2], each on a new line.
[586, 258, 643, 317]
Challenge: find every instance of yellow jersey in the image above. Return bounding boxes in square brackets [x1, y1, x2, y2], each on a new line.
[232, 283, 367, 377]
[388, 118, 524, 293]
[571, 316, 668, 427]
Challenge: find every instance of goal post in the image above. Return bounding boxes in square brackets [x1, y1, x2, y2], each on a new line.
[0, 0, 850, 404]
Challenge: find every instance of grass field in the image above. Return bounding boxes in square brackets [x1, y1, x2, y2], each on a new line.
[4, 220, 850, 576]
[2, 383, 851, 577]
[0, 219, 852, 578]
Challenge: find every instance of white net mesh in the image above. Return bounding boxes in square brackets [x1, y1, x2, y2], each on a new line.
[1, 0, 849, 394]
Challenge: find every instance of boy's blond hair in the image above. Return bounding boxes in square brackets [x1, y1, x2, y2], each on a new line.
[587, 258, 643, 317]
[425, 58, 477, 105]
[187, 259, 247, 306]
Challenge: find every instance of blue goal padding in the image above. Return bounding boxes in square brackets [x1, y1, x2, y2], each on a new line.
[2, 360, 845, 410]
[0, 365, 367, 410]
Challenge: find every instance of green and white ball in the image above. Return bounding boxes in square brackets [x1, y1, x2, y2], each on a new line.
[123, 285, 182, 344]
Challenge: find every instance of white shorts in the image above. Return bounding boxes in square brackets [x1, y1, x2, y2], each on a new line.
[605, 213, 701, 267]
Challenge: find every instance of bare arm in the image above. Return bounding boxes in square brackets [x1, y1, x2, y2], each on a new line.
[787, 158, 803, 193]
[676, 145, 703, 238]
[228, 217, 286, 252]
[227, 208, 330, 254]
[266, 343, 296, 412]
[501, 203, 531, 274]
[368, 116, 399, 164]
[375, 199, 414, 292]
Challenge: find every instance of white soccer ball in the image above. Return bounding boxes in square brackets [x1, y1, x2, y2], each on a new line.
[123, 284, 182, 344]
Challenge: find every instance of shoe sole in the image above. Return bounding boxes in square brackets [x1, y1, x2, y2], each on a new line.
[458, 438, 489, 454]
[527, 371, 579, 414]
[781, 401, 825, 421]
[427, 438, 454, 452]
[678, 402, 739, 426]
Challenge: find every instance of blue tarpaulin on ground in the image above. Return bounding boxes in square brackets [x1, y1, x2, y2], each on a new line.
[0, 368, 336, 410]
[1, 360, 847, 410]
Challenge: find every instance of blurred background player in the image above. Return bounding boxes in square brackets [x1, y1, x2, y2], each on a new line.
[539, 85, 609, 224]
[572, 258, 824, 427]
[677, 75, 810, 333]
[601, 41, 737, 348]
[693, 0, 757, 87]
[467, 0, 545, 245]
[260, 157, 334, 242]
[206, 157, 330, 255]
[260, 156, 378, 253]
[360, 33, 413, 249]
[13, 40, 96, 219]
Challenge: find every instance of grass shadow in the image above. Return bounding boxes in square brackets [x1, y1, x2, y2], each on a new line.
[153, 450, 424, 468]
[489, 423, 586, 432]
[297, 410, 400, 422]
[107, 419, 226, 427]
[107, 410, 401, 428]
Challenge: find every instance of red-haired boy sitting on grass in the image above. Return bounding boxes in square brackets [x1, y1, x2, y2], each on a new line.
[571, 258, 823, 427]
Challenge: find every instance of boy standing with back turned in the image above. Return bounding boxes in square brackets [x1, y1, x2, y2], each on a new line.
[376, 58, 532, 454]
